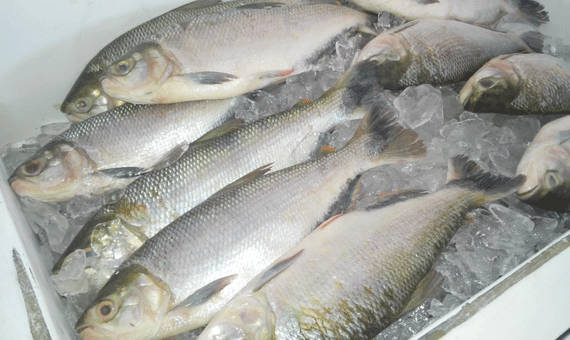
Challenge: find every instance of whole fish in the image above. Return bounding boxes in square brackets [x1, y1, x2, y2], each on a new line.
[353, 19, 543, 90]
[349, 0, 548, 27]
[99, 4, 375, 104]
[52, 61, 382, 288]
[199, 155, 525, 339]
[9, 99, 236, 202]
[460, 53, 570, 114]
[75, 102, 426, 340]
[516, 115, 570, 212]
[61, 0, 309, 122]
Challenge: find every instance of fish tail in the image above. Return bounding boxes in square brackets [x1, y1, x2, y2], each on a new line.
[446, 155, 526, 203]
[328, 59, 384, 118]
[516, 0, 549, 26]
[518, 30, 545, 53]
[346, 101, 426, 163]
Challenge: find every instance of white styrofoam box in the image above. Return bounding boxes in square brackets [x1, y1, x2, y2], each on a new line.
[1, 0, 570, 339]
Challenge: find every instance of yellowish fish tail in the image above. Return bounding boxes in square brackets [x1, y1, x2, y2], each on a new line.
[446, 155, 526, 203]
[348, 101, 426, 163]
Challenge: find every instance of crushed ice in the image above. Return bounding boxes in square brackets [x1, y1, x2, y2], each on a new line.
[2, 23, 569, 340]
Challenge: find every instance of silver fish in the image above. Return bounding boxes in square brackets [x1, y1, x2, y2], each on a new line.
[75, 102, 426, 340]
[61, 0, 308, 122]
[199, 155, 525, 339]
[100, 4, 375, 104]
[353, 19, 543, 89]
[52, 61, 382, 289]
[349, 0, 548, 27]
[516, 115, 570, 211]
[460, 53, 570, 114]
[9, 99, 235, 202]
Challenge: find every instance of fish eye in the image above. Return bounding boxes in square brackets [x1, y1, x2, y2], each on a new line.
[478, 78, 496, 89]
[75, 98, 92, 113]
[546, 171, 561, 188]
[116, 59, 133, 76]
[96, 300, 117, 321]
[23, 160, 43, 176]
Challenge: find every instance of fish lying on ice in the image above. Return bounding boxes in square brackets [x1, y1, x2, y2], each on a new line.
[75, 102, 426, 340]
[349, 0, 548, 27]
[460, 53, 570, 114]
[61, 0, 309, 122]
[516, 115, 570, 212]
[9, 99, 236, 202]
[100, 3, 375, 104]
[51, 60, 383, 291]
[352, 19, 543, 90]
[198, 155, 525, 339]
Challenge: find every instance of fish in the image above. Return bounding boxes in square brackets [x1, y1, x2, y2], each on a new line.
[99, 3, 375, 105]
[61, 0, 310, 122]
[515, 115, 570, 212]
[460, 53, 570, 114]
[52, 60, 383, 288]
[352, 19, 544, 90]
[74, 101, 426, 340]
[9, 99, 236, 202]
[349, 0, 548, 27]
[198, 155, 525, 339]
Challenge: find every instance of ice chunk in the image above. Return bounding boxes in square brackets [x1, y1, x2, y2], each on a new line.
[375, 11, 406, 31]
[51, 250, 90, 295]
[394, 85, 444, 130]
[40, 122, 71, 136]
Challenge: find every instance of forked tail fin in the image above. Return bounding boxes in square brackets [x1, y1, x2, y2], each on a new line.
[446, 155, 526, 203]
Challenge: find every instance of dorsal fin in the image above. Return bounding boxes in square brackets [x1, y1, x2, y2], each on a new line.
[252, 249, 304, 292]
[194, 119, 244, 143]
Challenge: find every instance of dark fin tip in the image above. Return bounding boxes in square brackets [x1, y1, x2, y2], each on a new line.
[517, 0, 549, 25]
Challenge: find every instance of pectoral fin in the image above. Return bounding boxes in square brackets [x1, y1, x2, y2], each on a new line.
[397, 270, 444, 318]
[256, 69, 295, 80]
[194, 119, 245, 143]
[252, 249, 304, 292]
[149, 143, 190, 171]
[174, 275, 237, 309]
[235, 2, 286, 9]
[98, 167, 147, 179]
[180, 72, 239, 85]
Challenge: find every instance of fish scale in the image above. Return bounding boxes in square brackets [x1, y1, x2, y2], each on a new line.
[61, 0, 309, 120]
[52, 61, 381, 292]
[10, 99, 235, 201]
[100, 4, 374, 104]
[199, 156, 525, 339]
[355, 19, 541, 90]
[76, 102, 426, 340]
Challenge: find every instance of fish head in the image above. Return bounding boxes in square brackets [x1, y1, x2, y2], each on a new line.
[53, 213, 146, 275]
[460, 59, 520, 113]
[61, 74, 125, 122]
[76, 265, 172, 340]
[357, 34, 411, 88]
[198, 294, 275, 340]
[9, 141, 89, 201]
[100, 43, 180, 103]
[516, 142, 570, 211]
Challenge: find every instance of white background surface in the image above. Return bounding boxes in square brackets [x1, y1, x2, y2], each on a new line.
[0, 0, 569, 146]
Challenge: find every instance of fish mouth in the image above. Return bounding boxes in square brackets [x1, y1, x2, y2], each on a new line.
[516, 185, 539, 200]
[8, 172, 18, 185]
[459, 86, 479, 111]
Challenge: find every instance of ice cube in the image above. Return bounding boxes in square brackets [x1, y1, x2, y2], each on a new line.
[375, 11, 406, 31]
[394, 85, 444, 129]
